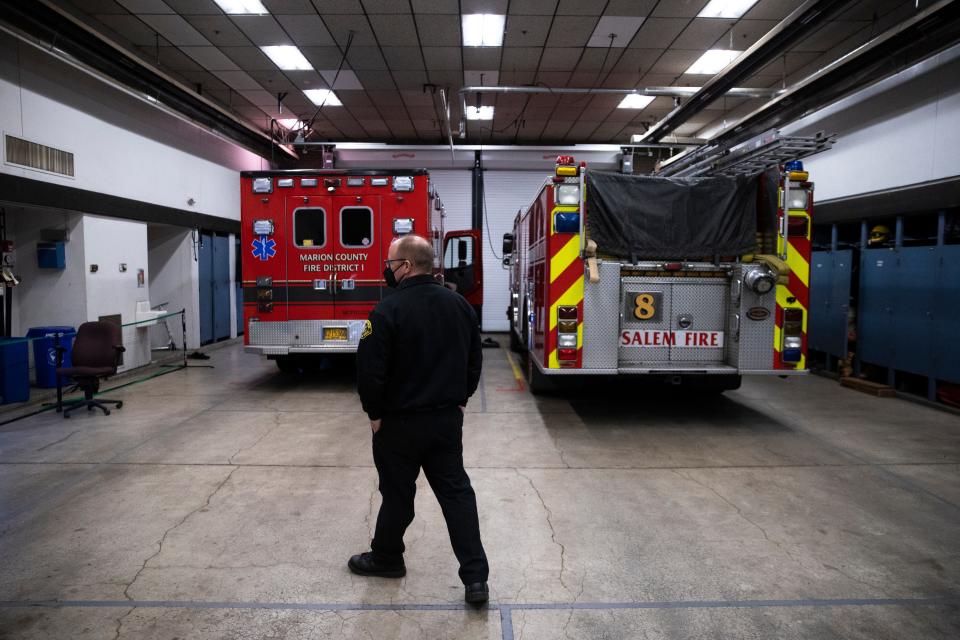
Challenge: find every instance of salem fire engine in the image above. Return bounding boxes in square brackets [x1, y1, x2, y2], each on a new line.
[504, 142, 825, 393]
[240, 169, 480, 372]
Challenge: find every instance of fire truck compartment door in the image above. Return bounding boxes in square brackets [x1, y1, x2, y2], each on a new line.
[618, 277, 728, 366]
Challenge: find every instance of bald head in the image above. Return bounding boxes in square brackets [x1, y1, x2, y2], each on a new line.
[390, 234, 434, 274]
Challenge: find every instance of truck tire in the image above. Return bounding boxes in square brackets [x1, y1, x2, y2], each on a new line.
[274, 356, 299, 373]
[509, 322, 524, 353]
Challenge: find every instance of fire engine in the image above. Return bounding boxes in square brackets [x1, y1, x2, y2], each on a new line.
[503, 144, 823, 393]
[240, 169, 480, 372]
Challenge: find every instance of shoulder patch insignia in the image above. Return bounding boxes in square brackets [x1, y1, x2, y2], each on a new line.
[361, 320, 373, 339]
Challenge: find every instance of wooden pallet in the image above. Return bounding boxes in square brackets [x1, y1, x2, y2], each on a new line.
[840, 377, 896, 398]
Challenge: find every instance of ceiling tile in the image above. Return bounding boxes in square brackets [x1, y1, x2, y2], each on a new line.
[461, 0, 508, 13]
[369, 14, 418, 46]
[361, 0, 410, 11]
[422, 47, 462, 71]
[115, 0, 174, 13]
[603, 0, 657, 17]
[345, 46, 387, 69]
[69, 0, 130, 14]
[238, 89, 278, 107]
[301, 46, 343, 68]
[231, 16, 293, 46]
[178, 70, 229, 91]
[649, 49, 701, 75]
[651, 0, 709, 18]
[285, 69, 325, 89]
[539, 48, 582, 71]
[155, 46, 206, 71]
[92, 15, 159, 46]
[508, 0, 557, 14]
[180, 46, 242, 71]
[275, 15, 335, 46]
[545, 16, 598, 47]
[318, 69, 365, 89]
[501, 47, 542, 71]
[415, 14, 461, 46]
[719, 19, 780, 50]
[139, 14, 210, 46]
[367, 90, 405, 105]
[263, 0, 317, 12]
[587, 16, 645, 47]
[600, 72, 639, 87]
[310, 0, 364, 12]
[183, 15, 251, 46]
[323, 14, 379, 47]
[504, 15, 551, 47]
[744, 0, 804, 20]
[630, 17, 689, 48]
[463, 48, 501, 69]
[354, 69, 398, 89]
[575, 48, 620, 72]
[213, 70, 265, 90]
[556, 0, 603, 15]
[427, 70, 462, 86]
[411, 0, 458, 12]
[611, 48, 662, 74]
[390, 70, 429, 89]
[672, 18, 733, 50]
[220, 46, 276, 70]
[246, 69, 298, 90]
[533, 71, 569, 86]
[164, 0, 222, 13]
[500, 70, 537, 84]
[382, 47, 425, 71]
[464, 70, 499, 86]
[401, 90, 435, 106]
[790, 20, 869, 52]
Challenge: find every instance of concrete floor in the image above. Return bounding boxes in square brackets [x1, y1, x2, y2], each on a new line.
[1, 339, 958, 639]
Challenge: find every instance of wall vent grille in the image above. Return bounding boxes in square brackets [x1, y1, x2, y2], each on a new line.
[5, 135, 75, 177]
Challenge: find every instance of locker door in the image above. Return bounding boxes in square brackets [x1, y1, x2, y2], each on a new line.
[808, 250, 834, 354]
[858, 248, 897, 368]
[935, 245, 960, 383]
[893, 247, 937, 376]
[212, 234, 231, 341]
[198, 232, 214, 345]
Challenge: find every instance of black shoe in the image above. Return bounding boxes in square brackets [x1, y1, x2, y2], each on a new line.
[347, 552, 406, 578]
[464, 582, 489, 605]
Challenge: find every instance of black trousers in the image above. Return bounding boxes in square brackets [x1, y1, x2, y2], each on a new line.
[371, 406, 489, 585]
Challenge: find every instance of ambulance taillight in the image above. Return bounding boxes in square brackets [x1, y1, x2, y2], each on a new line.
[781, 308, 804, 364]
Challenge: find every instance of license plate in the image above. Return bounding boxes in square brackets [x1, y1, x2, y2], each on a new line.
[620, 330, 724, 348]
[323, 327, 349, 341]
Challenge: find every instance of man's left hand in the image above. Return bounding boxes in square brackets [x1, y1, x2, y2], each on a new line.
[371, 419, 381, 434]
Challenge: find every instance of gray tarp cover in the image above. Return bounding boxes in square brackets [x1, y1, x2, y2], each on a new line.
[585, 171, 757, 260]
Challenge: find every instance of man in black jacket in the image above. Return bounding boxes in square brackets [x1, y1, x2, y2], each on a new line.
[351, 234, 489, 605]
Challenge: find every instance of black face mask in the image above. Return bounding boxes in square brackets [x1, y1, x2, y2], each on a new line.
[383, 265, 400, 288]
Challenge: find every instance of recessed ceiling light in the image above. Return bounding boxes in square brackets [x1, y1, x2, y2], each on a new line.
[213, 0, 269, 15]
[303, 89, 342, 107]
[260, 46, 313, 71]
[698, 0, 759, 19]
[465, 106, 494, 120]
[686, 49, 742, 74]
[617, 94, 655, 109]
[462, 14, 505, 47]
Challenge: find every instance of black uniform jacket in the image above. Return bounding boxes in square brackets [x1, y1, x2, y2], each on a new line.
[357, 274, 482, 421]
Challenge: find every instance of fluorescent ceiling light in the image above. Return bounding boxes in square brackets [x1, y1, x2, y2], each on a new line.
[303, 89, 342, 107]
[465, 106, 494, 120]
[278, 118, 306, 129]
[462, 14, 505, 47]
[261, 46, 313, 71]
[617, 94, 655, 109]
[686, 49, 742, 74]
[698, 0, 759, 19]
[213, 0, 268, 15]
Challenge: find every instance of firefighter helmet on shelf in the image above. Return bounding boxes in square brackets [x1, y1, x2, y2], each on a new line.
[868, 224, 892, 246]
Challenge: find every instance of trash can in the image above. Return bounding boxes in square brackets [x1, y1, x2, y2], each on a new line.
[0, 337, 30, 404]
[26, 326, 76, 389]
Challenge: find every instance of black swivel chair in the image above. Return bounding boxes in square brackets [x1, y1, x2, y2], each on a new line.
[56, 321, 126, 418]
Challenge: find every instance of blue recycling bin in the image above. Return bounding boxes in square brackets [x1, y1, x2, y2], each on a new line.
[26, 326, 76, 389]
[0, 337, 30, 404]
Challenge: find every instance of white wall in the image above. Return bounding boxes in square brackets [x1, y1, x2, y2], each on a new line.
[482, 171, 551, 331]
[147, 225, 201, 351]
[782, 43, 960, 202]
[8, 208, 87, 337]
[0, 32, 264, 222]
[83, 216, 150, 372]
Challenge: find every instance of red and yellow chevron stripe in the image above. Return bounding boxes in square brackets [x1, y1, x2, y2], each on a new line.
[546, 205, 584, 369]
[774, 199, 811, 370]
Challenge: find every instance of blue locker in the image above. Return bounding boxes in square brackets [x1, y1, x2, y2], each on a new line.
[198, 232, 214, 345]
[935, 245, 960, 383]
[212, 234, 231, 341]
[809, 250, 852, 358]
[858, 248, 898, 368]
[893, 247, 937, 377]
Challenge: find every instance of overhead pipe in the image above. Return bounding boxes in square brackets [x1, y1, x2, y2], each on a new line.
[457, 85, 783, 138]
[438, 88, 456, 163]
[638, 0, 858, 143]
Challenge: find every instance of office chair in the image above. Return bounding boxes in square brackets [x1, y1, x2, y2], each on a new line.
[56, 321, 126, 418]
